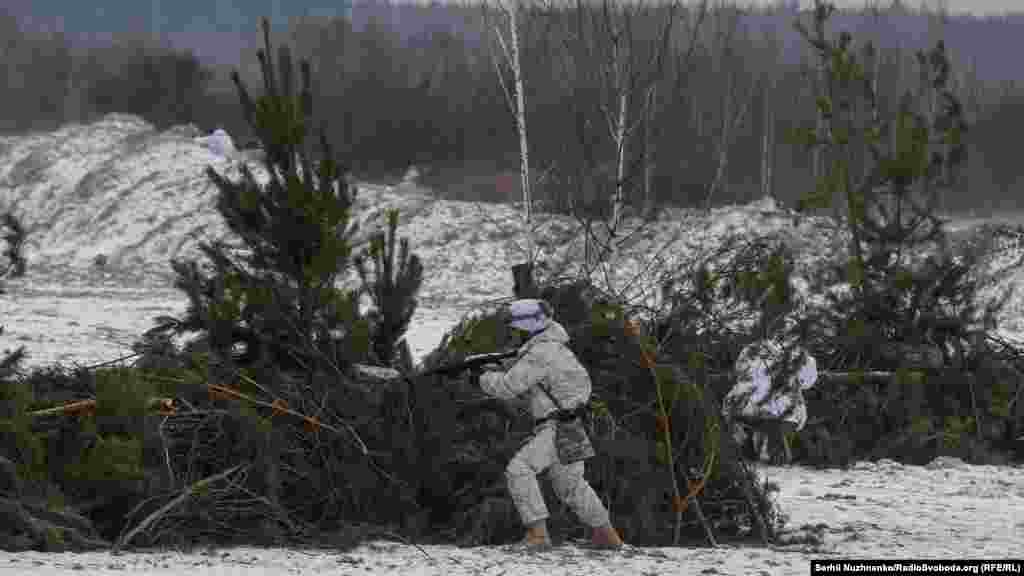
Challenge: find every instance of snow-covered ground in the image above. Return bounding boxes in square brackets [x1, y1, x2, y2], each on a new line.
[0, 115, 1021, 573]
[0, 457, 1020, 575]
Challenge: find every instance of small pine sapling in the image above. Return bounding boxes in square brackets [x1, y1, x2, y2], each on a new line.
[791, 0, 970, 365]
[152, 17, 371, 378]
[355, 208, 424, 368]
[1, 212, 26, 279]
[0, 211, 27, 379]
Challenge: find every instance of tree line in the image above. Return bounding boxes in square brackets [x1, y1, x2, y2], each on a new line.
[1, 1, 1022, 214]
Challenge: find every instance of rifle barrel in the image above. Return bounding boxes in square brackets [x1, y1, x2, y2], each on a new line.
[419, 350, 518, 378]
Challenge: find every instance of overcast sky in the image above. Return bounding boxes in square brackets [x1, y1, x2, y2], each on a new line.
[4, 0, 1019, 68]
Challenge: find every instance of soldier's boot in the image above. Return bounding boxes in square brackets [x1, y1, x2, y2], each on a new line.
[519, 520, 553, 551]
[590, 524, 624, 549]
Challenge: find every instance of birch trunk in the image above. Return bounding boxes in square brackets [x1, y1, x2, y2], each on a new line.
[705, 70, 752, 211]
[612, 89, 628, 231]
[760, 81, 774, 201]
[487, 0, 533, 264]
[813, 68, 825, 215]
[508, 1, 532, 232]
[643, 85, 656, 217]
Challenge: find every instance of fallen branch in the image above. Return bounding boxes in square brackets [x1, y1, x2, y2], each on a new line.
[706, 371, 896, 389]
[625, 318, 716, 547]
[680, 473, 717, 547]
[70, 351, 146, 372]
[113, 463, 248, 553]
[820, 371, 897, 382]
[205, 383, 366, 453]
[27, 397, 176, 418]
[0, 497, 110, 551]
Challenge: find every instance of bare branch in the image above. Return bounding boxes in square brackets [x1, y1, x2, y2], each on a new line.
[483, 3, 517, 115]
[115, 463, 250, 552]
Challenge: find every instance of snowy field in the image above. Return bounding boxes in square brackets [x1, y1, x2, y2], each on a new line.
[0, 458, 1020, 575]
[0, 115, 1021, 573]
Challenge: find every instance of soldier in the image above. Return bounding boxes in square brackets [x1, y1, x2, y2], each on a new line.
[477, 299, 624, 551]
[723, 338, 819, 464]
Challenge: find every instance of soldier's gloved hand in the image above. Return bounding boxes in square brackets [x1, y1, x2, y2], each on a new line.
[506, 393, 530, 414]
[471, 363, 498, 385]
[469, 366, 485, 387]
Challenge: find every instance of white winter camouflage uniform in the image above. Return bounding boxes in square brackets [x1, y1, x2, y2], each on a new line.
[723, 340, 818, 431]
[723, 339, 819, 461]
[479, 317, 611, 529]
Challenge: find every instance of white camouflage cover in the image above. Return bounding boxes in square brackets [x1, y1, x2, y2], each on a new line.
[724, 339, 819, 430]
[479, 319, 610, 529]
[479, 320, 591, 421]
[195, 128, 238, 158]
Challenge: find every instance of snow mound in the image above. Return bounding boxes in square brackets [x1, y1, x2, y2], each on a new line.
[0, 114, 1023, 370]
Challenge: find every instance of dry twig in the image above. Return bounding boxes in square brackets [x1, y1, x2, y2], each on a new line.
[114, 463, 249, 553]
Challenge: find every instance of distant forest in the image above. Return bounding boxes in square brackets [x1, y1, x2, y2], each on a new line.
[1, 0, 1021, 214]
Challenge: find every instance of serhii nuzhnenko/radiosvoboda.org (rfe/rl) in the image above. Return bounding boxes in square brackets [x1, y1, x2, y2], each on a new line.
[813, 560, 1023, 574]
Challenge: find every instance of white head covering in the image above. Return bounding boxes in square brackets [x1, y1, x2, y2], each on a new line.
[195, 128, 238, 158]
[507, 299, 551, 335]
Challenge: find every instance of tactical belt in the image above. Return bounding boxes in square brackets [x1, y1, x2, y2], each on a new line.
[534, 404, 588, 426]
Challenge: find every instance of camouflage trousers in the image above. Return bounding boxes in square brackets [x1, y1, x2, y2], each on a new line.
[731, 417, 797, 464]
[505, 423, 610, 528]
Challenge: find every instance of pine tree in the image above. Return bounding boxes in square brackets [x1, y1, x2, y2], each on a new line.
[783, 2, 1024, 466]
[792, 0, 970, 368]
[150, 18, 370, 379]
[355, 208, 423, 370]
[1, 213, 26, 279]
[0, 210, 28, 374]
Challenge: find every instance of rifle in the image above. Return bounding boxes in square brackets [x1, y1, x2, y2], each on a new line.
[418, 350, 518, 378]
